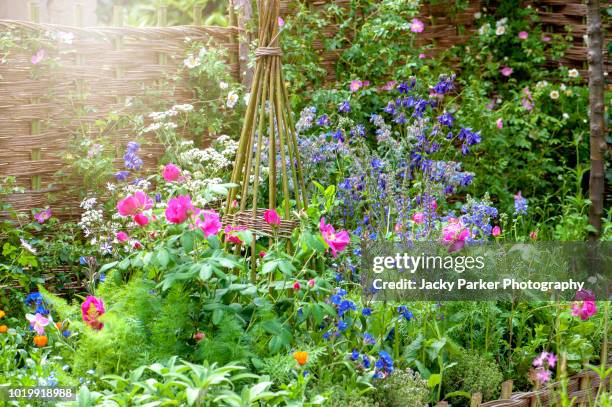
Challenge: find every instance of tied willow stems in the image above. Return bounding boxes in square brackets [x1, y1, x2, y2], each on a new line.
[225, 0, 307, 220]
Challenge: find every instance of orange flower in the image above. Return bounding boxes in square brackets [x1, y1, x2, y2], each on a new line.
[55, 322, 62, 330]
[0, 325, 8, 333]
[0, 310, 5, 318]
[293, 351, 308, 366]
[33, 335, 48, 347]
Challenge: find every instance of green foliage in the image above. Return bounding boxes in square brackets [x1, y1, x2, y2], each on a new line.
[374, 368, 429, 407]
[444, 351, 503, 402]
[197, 314, 254, 366]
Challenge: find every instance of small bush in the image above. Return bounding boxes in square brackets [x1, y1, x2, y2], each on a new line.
[374, 368, 430, 407]
[445, 351, 504, 403]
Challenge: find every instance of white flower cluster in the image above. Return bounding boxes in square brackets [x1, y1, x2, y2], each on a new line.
[45, 30, 74, 44]
[183, 47, 207, 69]
[495, 18, 507, 36]
[144, 104, 192, 133]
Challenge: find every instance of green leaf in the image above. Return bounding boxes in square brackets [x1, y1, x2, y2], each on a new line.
[181, 232, 194, 252]
[118, 257, 130, 271]
[444, 391, 471, 399]
[98, 261, 118, 274]
[199, 264, 212, 281]
[427, 373, 441, 388]
[212, 308, 224, 325]
[157, 249, 170, 268]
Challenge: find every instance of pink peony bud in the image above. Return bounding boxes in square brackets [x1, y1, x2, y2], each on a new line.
[133, 213, 149, 226]
[162, 163, 181, 182]
[492, 226, 501, 237]
[116, 231, 128, 242]
[293, 281, 301, 290]
[193, 332, 205, 342]
[307, 279, 315, 287]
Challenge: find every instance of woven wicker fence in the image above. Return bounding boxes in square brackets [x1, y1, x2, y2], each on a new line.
[279, 0, 611, 81]
[0, 15, 240, 220]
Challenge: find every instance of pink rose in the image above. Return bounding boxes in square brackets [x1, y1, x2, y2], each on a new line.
[31, 49, 45, 65]
[412, 212, 425, 224]
[349, 80, 363, 92]
[571, 290, 597, 320]
[263, 209, 281, 226]
[307, 279, 315, 287]
[501, 66, 513, 77]
[165, 195, 194, 224]
[518, 31, 528, 40]
[293, 281, 301, 290]
[410, 18, 425, 33]
[496, 118, 503, 129]
[134, 213, 149, 226]
[81, 296, 105, 330]
[225, 225, 247, 244]
[193, 332, 205, 342]
[117, 191, 153, 217]
[442, 218, 469, 253]
[195, 209, 222, 237]
[492, 225, 501, 237]
[116, 231, 129, 242]
[529, 230, 538, 240]
[162, 163, 181, 182]
[319, 218, 350, 257]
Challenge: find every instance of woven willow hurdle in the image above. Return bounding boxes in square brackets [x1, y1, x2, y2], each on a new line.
[0, 11, 240, 220]
[225, 0, 307, 231]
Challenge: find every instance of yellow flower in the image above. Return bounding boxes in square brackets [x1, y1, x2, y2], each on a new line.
[0, 310, 5, 319]
[33, 335, 48, 347]
[0, 325, 8, 333]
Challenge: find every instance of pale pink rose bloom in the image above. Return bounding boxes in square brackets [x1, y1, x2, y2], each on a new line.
[410, 18, 425, 33]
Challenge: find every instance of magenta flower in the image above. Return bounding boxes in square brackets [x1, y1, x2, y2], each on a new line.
[31, 49, 45, 65]
[34, 208, 52, 224]
[165, 195, 194, 224]
[521, 87, 534, 111]
[410, 18, 425, 33]
[278, 17, 285, 27]
[195, 209, 222, 237]
[293, 281, 301, 290]
[117, 191, 153, 217]
[535, 368, 551, 383]
[263, 209, 281, 226]
[418, 53, 426, 59]
[81, 296, 105, 330]
[571, 290, 597, 320]
[225, 225, 247, 244]
[496, 118, 503, 129]
[134, 213, 149, 226]
[26, 313, 49, 335]
[518, 31, 528, 40]
[492, 225, 501, 237]
[349, 80, 363, 92]
[162, 163, 181, 182]
[501, 66, 513, 77]
[307, 279, 315, 287]
[442, 218, 469, 253]
[319, 218, 350, 257]
[542, 35, 551, 42]
[412, 212, 425, 224]
[116, 231, 128, 242]
[547, 353, 557, 368]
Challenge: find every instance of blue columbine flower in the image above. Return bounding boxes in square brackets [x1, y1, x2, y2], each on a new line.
[316, 114, 330, 126]
[383, 101, 396, 115]
[437, 112, 454, 127]
[333, 129, 344, 142]
[433, 74, 455, 95]
[124, 152, 143, 170]
[514, 191, 528, 215]
[371, 158, 384, 170]
[338, 100, 351, 113]
[363, 332, 376, 345]
[115, 171, 129, 181]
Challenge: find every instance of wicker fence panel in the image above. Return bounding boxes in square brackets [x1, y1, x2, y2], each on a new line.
[279, 0, 610, 80]
[0, 21, 240, 220]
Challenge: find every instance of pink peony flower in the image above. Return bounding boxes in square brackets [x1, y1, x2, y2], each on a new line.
[492, 225, 501, 237]
[442, 218, 469, 253]
[225, 225, 247, 244]
[81, 296, 105, 330]
[501, 66, 513, 77]
[117, 191, 153, 217]
[571, 291, 597, 320]
[165, 195, 194, 224]
[263, 209, 281, 226]
[410, 18, 425, 33]
[134, 213, 149, 226]
[412, 212, 425, 224]
[162, 163, 181, 182]
[518, 31, 528, 40]
[195, 209, 222, 237]
[31, 49, 45, 65]
[496, 118, 503, 129]
[308, 279, 315, 287]
[26, 313, 49, 335]
[293, 281, 301, 290]
[319, 218, 350, 257]
[116, 231, 128, 242]
[34, 208, 52, 224]
[349, 80, 363, 92]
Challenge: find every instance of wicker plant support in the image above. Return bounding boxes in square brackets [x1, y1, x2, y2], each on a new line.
[225, 0, 307, 226]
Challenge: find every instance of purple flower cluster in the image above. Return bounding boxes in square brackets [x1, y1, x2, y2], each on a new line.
[514, 191, 528, 215]
[374, 351, 394, 378]
[123, 141, 143, 171]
